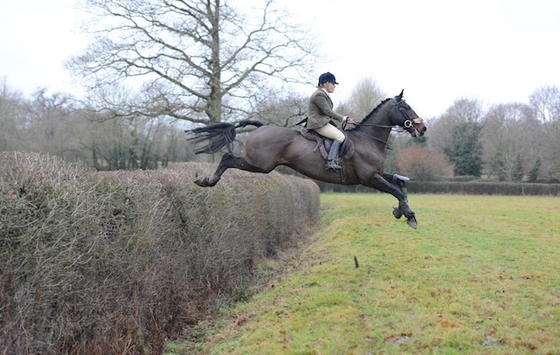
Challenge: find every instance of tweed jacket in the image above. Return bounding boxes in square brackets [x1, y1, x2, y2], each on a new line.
[306, 88, 345, 130]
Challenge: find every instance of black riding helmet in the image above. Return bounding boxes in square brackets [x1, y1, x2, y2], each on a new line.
[318, 72, 339, 85]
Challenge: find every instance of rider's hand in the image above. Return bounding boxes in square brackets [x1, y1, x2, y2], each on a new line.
[345, 117, 357, 125]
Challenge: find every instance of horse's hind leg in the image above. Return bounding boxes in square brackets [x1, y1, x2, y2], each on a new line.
[194, 153, 270, 187]
[194, 153, 238, 187]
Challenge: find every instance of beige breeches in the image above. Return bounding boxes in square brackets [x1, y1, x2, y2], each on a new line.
[314, 124, 345, 142]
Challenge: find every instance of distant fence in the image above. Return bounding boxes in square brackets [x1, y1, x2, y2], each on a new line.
[315, 180, 560, 196]
[407, 181, 560, 196]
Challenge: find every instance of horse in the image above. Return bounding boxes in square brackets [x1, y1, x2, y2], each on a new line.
[186, 90, 427, 228]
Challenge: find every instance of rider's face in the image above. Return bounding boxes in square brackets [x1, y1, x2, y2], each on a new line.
[324, 82, 336, 93]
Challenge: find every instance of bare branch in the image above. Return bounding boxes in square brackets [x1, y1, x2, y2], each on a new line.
[68, 0, 318, 125]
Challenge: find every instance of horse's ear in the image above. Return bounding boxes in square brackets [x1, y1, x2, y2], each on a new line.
[397, 89, 404, 101]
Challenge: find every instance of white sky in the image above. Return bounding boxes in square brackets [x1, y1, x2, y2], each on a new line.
[1, 0, 559, 118]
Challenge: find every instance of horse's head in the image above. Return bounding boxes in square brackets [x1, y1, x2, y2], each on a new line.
[389, 90, 427, 137]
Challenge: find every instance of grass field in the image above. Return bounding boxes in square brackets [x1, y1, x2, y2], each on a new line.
[170, 193, 560, 355]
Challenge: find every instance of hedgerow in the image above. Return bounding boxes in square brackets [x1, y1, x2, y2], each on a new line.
[0, 152, 319, 355]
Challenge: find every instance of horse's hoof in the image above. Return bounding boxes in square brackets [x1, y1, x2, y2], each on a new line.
[406, 216, 418, 229]
[194, 178, 207, 187]
[194, 175, 219, 187]
[392, 207, 403, 219]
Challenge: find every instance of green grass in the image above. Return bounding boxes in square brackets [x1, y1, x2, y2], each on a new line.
[170, 193, 560, 355]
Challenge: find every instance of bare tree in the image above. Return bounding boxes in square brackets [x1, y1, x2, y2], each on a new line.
[530, 85, 560, 123]
[24, 90, 78, 157]
[529, 85, 560, 178]
[482, 103, 541, 181]
[0, 80, 27, 151]
[341, 77, 386, 120]
[250, 92, 308, 127]
[68, 0, 318, 125]
[76, 106, 193, 170]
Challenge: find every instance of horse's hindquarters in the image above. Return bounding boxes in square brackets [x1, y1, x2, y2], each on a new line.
[245, 127, 303, 167]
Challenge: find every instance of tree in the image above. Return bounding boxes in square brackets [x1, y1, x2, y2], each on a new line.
[342, 77, 386, 120]
[0, 80, 27, 152]
[250, 92, 308, 127]
[530, 85, 560, 124]
[24, 90, 82, 159]
[529, 85, 560, 177]
[482, 102, 542, 181]
[68, 0, 317, 126]
[528, 158, 542, 182]
[444, 121, 484, 177]
[76, 97, 193, 170]
[435, 98, 485, 177]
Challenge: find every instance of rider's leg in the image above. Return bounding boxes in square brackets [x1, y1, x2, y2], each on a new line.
[315, 124, 345, 170]
[325, 140, 343, 170]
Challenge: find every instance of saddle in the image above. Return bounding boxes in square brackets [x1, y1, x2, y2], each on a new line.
[299, 128, 355, 161]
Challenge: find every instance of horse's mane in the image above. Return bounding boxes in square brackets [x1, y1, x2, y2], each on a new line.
[359, 97, 392, 125]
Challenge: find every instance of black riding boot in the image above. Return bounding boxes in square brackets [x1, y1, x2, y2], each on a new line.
[325, 140, 342, 170]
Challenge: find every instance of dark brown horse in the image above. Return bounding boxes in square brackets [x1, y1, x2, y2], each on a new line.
[187, 90, 427, 228]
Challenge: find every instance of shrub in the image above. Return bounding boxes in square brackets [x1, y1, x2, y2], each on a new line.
[397, 147, 453, 181]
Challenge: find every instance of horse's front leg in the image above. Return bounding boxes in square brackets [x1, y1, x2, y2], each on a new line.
[366, 173, 417, 229]
[382, 173, 413, 219]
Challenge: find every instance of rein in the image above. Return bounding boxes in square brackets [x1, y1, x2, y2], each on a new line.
[356, 123, 393, 128]
[352, 130, 393, 149]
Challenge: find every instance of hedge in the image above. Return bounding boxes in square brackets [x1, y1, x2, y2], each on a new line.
[0, 152, 319, 355]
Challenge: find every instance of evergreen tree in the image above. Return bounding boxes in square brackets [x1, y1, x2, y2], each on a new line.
[512, 154, 524, 181]
[528, 158, 541, 182]
[443, 121, 484, 177]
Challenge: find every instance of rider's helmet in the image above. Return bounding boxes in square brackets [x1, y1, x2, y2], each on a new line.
[318, 72, 339, 85]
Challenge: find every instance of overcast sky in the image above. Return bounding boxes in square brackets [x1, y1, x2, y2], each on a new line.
[1, 0, 559, 118]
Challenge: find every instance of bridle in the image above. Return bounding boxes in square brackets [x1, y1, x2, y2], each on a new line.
[353, 98, 423, 130]
[346, 98, 424, 147]
[390, 98, 423, 130]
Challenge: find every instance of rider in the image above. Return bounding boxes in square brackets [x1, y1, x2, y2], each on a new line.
[306, 72, 356, 170]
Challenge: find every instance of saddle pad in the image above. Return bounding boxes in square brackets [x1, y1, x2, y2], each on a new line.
[299, 129, 354, 161]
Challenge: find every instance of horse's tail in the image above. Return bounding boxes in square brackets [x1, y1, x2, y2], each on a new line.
[236, 119, 265, 129]
[186, 120, 265, 154]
